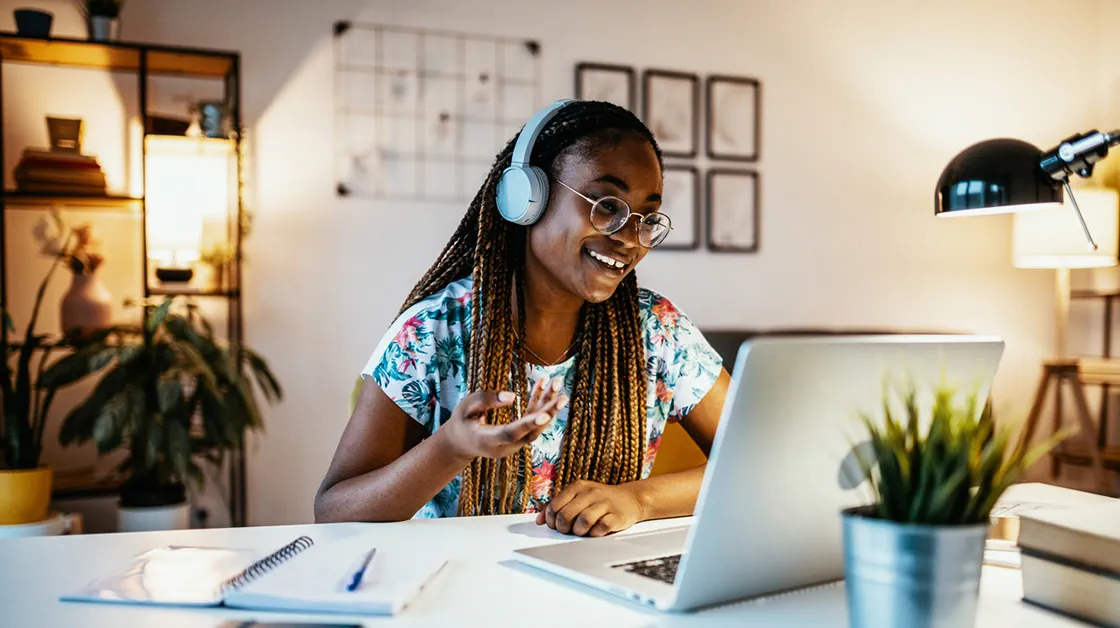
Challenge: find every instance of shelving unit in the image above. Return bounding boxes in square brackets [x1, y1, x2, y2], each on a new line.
[1045, 289, 1120, 482]
[0, 33, 249, 526]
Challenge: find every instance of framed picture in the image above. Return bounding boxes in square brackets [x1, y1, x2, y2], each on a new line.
[706, 169, 760, 253]
[575, 62, 635, 111]
[642, 69, 698, 158]
[706, 75, 760, 161]
[657, 165, 700, 250]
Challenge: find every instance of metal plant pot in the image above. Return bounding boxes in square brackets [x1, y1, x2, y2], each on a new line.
[842, 506, 988, 628]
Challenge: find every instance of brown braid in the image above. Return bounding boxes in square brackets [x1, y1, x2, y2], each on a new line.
[397, 100, 663, 516]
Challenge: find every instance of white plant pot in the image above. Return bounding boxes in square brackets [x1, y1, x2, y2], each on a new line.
[117, 502, 190, 533]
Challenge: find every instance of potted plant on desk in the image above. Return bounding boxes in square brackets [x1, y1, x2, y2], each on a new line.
[40, 297, 282, 532]
[842, 378, 1066, 628]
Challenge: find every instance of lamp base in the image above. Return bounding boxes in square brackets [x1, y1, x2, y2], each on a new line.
[155, 267, 194, 283]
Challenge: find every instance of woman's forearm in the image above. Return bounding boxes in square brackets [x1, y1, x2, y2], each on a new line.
[314, 429, 471, 523]
[624, 464, 707, 522]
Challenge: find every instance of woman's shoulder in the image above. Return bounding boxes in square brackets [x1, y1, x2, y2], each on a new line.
[637, 286, 690, 333]
[397, 276, 474, 327]
[362, 277, 473, 382]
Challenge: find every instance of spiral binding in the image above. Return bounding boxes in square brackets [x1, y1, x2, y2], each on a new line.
[218, 535, 315, 596]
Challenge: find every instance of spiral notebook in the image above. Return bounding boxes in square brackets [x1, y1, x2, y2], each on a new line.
[60, 534, 447, 615]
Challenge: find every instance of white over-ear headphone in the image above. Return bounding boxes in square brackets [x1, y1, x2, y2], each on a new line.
[496, 99, 574, 225]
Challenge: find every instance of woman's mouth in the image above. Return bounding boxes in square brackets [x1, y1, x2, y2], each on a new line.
[584, 247, 628, 275]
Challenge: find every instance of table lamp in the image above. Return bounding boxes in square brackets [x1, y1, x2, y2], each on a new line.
[145, 135, 234, 284]
[936, 129, 1120, 251]
[1012, 187, 1120, 355]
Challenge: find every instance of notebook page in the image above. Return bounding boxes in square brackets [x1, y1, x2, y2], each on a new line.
[222, 534, 447, 615]
[61, 545, 259, 607]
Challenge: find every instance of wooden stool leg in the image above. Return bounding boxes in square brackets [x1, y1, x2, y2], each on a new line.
[1018, 367, 1054, 462]
[1069, 377, 1110, 492]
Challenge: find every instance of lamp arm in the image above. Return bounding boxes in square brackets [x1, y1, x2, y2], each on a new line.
[1039, 129, 1120, 181]
[1063, 180, 1099, 252]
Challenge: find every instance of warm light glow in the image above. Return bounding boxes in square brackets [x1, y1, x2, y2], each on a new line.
[1013, 188, 1119, 269]
[937, 202, 1061, 218]
[145, 136, 234, 268]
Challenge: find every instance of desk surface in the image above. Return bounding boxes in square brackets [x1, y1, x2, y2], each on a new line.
[0, 488, 1092, 628]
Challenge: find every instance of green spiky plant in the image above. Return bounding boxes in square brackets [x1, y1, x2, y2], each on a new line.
[850, 376, 1070, 525]
[74, 0, 124, 18]
[39, 297, 281, 506]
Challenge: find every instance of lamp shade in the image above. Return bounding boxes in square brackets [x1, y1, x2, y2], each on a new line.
[935, 138, 1062, 217]
[1012, 187, 1120, 268]
[145, 136, 234, 267]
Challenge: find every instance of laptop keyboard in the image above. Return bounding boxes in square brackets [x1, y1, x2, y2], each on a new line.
[614, 554, 681, 584]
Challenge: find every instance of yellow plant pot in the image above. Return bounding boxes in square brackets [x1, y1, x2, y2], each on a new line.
[0, 467, 52, 525]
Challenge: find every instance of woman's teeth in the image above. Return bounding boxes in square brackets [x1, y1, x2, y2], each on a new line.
[588, 249, 626, 269]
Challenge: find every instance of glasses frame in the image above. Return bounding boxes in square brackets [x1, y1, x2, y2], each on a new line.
[555, 179, 673, 248]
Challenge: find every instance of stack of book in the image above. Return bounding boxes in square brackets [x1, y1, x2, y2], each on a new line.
[1018, 500, 1120, 626]
[12, 148, 107, 196]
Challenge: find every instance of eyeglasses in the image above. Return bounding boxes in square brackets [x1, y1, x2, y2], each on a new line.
[555, 179, 673, 248]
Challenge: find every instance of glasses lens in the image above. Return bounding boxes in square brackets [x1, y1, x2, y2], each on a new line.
[590, 197, 630, 233]
[640, 213, 672, 247]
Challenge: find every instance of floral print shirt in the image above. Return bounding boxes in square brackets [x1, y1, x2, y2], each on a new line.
[361, 276, 723, 519]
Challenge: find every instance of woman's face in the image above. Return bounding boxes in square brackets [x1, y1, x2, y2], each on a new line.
[527, 133, 663, 304]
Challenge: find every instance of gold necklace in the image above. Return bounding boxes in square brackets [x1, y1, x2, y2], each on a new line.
[523, 337, 579, 366]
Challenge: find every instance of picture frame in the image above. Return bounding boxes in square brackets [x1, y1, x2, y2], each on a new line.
[575, 62, 636, 111]
[657, 164, 700, 251]
[706, 75, 760, 161]
[642, 69, 698, 158]
[706, 169, 760, 253]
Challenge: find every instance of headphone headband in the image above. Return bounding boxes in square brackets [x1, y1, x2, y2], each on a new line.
[510, 99, 573, 167]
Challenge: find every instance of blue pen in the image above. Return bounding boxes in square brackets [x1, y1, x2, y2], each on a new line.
[345, 548, 377, 591]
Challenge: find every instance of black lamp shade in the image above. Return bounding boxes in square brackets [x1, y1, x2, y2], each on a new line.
[935, 138, 1062, 216]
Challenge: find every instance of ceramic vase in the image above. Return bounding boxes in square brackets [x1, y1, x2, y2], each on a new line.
[60, 272, 113, 338]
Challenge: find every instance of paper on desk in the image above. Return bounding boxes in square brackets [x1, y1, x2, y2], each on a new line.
[222, 534, 448, 616]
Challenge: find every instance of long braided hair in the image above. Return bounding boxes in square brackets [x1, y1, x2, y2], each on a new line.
[399, 100, 664, 516]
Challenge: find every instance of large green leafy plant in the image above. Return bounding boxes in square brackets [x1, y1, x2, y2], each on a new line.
[40, 297, 281, 503]
[851, 377, 1068, 525]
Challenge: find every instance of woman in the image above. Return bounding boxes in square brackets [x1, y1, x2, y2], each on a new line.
[316, 99, 731, 537]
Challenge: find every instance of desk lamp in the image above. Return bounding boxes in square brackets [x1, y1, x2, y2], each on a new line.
[936, 129, 1120, 247]
[936, 130, 1120, 352]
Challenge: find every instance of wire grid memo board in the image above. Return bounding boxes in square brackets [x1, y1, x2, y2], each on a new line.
[333, 21, 541, 202]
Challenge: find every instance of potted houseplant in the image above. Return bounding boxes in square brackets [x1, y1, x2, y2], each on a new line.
[843, 377, 1067, 628]
[74, 0, 123, 42]
[39, 297, 281, 532]
[0, 219, 85, 524]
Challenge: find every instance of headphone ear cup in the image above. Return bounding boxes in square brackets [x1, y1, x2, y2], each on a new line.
[519, 166, 551, 226]
[496, 166, 532, 224]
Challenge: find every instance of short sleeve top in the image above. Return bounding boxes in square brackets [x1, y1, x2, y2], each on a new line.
[361, 276, 723, 518]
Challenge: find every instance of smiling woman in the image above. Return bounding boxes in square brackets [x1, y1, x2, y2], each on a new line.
[315, 99, 731, 538]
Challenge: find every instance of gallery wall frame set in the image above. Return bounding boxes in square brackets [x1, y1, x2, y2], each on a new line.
[574, 65, 761, 162]
[575, 63, 762, 254]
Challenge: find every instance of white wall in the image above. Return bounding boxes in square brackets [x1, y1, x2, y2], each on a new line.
[4, 0, 1117, 524]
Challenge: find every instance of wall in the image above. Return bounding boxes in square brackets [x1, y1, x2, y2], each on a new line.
[2, 0, 1116, 525]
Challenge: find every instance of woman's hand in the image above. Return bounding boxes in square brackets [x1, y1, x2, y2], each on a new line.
[535, 480, 646, 537]
[438, 376, 568, 464]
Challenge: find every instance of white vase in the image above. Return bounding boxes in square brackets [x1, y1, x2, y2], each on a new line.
[117, 502, 190, 533]
[60, 272, 113, 338]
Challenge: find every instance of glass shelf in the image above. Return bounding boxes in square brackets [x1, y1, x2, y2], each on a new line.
[0, 33, 234, 78]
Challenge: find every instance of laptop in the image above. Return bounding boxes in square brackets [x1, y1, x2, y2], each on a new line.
[513, 334, 1005, 611]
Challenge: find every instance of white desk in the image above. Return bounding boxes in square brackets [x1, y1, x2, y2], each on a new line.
[0, 506, 1088, 628]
